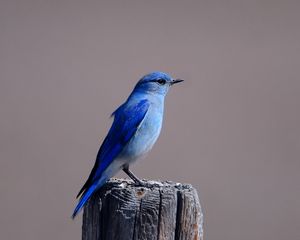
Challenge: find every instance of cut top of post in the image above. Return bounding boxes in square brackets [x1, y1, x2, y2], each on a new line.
[82, 179, 203, 240]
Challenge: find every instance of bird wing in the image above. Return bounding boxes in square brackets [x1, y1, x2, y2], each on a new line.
[76, 99, 150, 198]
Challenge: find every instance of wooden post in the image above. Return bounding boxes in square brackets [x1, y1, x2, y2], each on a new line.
[82, 179, 203, 240]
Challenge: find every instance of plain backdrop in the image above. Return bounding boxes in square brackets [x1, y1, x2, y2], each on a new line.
[1, 0, 300, 239]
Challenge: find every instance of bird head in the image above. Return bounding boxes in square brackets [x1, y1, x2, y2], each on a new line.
[133, 71, 184, 96]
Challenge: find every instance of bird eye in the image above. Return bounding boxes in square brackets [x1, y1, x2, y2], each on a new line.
[156, 79, 166, 85]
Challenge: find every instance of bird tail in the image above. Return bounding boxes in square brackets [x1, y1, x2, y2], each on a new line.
[72, 183, 97, 219]
[72, 175, 109, 219]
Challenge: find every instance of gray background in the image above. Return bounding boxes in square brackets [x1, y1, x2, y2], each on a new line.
[1, 0, 300, 239]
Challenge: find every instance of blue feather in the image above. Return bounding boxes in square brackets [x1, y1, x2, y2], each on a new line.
[72, 184, 97, 219]
[93, 99, 149, 181]
[73, 99, 150, 217]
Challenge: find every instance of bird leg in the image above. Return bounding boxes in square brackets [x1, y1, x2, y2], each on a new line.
[122, 167, 144, 186]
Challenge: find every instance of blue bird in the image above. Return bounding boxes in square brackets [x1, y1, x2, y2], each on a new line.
[72, 71, 183, 218]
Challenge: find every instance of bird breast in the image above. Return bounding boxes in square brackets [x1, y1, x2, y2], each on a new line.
[120, 103, 163, 162]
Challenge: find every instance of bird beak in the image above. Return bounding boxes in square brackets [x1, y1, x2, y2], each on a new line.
[171, 79, 184, 85]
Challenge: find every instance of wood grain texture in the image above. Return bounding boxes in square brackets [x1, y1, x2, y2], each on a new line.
[82, 179, 203, 240]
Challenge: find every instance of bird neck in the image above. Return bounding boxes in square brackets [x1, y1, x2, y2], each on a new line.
[129, 90, 165, 103]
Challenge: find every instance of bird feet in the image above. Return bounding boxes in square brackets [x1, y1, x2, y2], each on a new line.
[132, 179, 153, 188]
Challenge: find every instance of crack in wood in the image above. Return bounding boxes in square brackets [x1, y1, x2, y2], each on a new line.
[156, 189, 163, 240]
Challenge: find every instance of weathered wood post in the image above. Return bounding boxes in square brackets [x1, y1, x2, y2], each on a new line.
[82, 179, 203, 240]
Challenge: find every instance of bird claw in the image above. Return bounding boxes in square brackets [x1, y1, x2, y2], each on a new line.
[133, 180, 152, 188]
